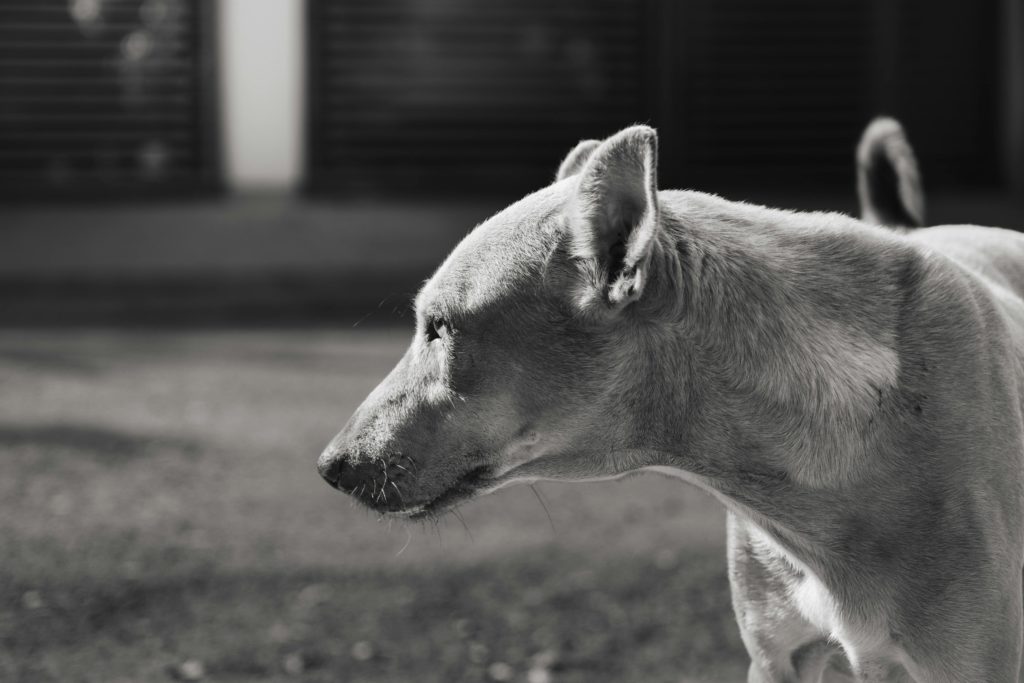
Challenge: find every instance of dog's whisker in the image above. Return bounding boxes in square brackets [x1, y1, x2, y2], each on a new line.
[529, 484, 556, 534]
[450, 506, 474, 543]
[389, 480, 404, 503]
[395, 527, 413, 557]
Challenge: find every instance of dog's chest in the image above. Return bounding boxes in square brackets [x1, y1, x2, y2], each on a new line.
[790, 571, 840, 634]
[748, 525, 841, 633]
[747, 524, 896, 659]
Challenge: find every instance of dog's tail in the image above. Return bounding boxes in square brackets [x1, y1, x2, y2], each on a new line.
[856, 117, 925, 229]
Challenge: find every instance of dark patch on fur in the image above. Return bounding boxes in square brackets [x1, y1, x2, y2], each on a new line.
[836, 513, 899, 566]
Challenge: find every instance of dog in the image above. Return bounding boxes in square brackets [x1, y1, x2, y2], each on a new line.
[319, 118, 1024, 681]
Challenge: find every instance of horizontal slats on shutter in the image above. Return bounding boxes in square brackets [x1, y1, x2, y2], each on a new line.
[677, 0, 873, 187]
[667, 0, 999, 189]
[309, 0, 1001, 198]
[875, 0, 1000, 187]
[307, 0, 653, 199]
[0, 0, 219, 199]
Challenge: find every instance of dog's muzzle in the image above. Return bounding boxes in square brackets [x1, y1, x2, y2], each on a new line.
[318, 446, 494, 517]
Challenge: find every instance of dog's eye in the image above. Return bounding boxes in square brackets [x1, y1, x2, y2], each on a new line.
[426, 317, 449, 342]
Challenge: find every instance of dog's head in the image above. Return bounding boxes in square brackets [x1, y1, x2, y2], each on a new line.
[318, 126, 685, 517]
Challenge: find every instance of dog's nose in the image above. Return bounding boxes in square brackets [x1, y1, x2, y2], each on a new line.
[317, 449, 344, 487]
[317, 449, 379, 494]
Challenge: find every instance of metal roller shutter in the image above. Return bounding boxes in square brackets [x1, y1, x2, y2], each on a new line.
[308, 0, 1001, 198]
[306, 0, 654, 199]
[676, 0, 869, 187]
[0, 0, 220, 200]
[675, 0, 999, 189]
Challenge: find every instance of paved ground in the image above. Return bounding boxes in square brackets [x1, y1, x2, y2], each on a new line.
[2, 191, 1020, 324]
[0, 327, 743, 683]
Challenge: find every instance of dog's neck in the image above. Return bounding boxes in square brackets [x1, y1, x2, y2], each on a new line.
[632, 192, 921, 554]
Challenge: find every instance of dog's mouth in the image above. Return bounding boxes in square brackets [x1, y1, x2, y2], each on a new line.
[391, 465, 493, 519]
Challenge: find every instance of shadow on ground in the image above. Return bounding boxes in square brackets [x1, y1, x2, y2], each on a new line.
[4, 549, 745, 683]
[0, 423, 200, 464]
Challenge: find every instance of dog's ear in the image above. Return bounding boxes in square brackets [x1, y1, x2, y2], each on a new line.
[570, 125, 659, 309]
[556, 139, 601, 181]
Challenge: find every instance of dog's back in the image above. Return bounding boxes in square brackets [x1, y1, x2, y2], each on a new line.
[912, 226, 1024, 294]
[910, 226, 1024, 346]
[858, 116, 1024, 344]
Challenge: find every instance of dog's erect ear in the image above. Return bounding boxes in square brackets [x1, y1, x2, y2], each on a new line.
[570, 125, 659, 309]
[556, 139, 601, 181]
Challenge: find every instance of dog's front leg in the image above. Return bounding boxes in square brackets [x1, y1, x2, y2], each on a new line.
[728, 513, 847, 682]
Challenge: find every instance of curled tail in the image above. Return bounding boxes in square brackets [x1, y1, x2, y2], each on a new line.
[856, 117, 925, 229]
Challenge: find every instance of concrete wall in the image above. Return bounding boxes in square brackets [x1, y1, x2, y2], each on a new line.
[218, 0, 305, 192]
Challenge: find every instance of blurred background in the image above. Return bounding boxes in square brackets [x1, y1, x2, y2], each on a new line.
[0, 0, 1022, 681]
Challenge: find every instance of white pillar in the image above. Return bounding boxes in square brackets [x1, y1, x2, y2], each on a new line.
[218, 0, 305, 192]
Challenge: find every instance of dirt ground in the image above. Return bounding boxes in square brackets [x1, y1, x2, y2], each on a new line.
[0, 328, 746, 683]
